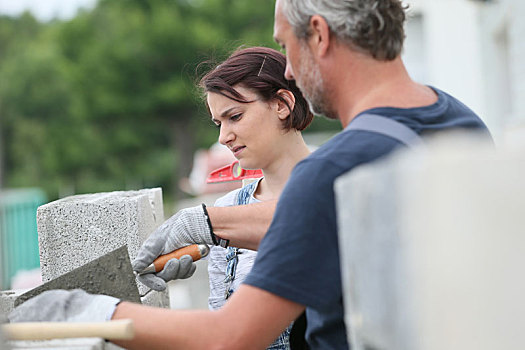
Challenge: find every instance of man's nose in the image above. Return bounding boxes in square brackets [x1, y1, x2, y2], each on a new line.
[284, 60, 294, 80]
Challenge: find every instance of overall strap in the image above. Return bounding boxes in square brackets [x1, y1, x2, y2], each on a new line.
[236, 180, 258, 205]
[345, 114, 424, 147]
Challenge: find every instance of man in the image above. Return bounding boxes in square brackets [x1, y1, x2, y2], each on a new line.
[10, 1, 490, 349]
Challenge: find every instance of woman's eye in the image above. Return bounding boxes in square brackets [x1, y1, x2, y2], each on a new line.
[230, 113, 242, 121]
[214, 122, 221, 128]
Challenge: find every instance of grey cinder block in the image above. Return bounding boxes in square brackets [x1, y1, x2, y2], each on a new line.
[8, 337, 124, 349]
[335, 149, 410, 350]
[335, 134, 525, 350]
[0, 314, 6, 350]
[37, 188, 163, 282]
[36, 188, 169, 307]
[141, 289, 170, 309]
[0, 290, 26, 318]
[2, 188, 178, 349]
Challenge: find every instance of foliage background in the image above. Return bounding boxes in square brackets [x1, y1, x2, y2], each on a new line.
[0, 0, 340, 204]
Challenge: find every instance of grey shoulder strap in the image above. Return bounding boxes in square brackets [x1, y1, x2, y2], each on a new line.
[345, 114, 423, 147]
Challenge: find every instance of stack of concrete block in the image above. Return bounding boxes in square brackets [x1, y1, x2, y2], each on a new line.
[335, 134, 525, 350]
[3, 188, 169, 349]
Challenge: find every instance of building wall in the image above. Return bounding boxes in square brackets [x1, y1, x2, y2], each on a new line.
[403, 0, 525, 142]
[506, 0, 525, 125]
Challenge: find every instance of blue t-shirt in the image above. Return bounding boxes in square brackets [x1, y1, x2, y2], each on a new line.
[244, 87, 491, 349]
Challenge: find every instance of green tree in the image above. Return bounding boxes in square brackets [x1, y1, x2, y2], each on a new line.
[51, 0, 278, 200]
[0, 0, 338, 202]
[0, 25, 90, 197]
[0, 13, 44, 188]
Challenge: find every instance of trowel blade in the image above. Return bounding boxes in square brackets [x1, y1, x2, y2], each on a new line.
[15, 245, 141, 307]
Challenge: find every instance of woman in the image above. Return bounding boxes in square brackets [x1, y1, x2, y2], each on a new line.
[200, 46, 313, 349]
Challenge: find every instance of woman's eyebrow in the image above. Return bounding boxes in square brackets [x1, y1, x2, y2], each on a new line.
[219, 107, 238, 119]
[211, 106, 238, 124]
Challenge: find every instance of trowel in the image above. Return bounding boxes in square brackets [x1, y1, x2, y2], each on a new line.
[15, 244, 210, 307]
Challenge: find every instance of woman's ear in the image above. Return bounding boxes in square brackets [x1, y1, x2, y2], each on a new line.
[275, 89, 296, 120]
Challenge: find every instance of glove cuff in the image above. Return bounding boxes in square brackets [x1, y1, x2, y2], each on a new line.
[201, 203, 229, 248]
[69, 293, 121, 323]
[201, 203, 217, 245]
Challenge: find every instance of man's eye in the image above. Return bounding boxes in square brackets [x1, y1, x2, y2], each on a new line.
[230, 114, 242, 121]
[214, 122, 221, 128]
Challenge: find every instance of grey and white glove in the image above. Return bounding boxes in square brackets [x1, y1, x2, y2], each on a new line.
[8, 289, 120, 323]
[132, 204, 214, 291]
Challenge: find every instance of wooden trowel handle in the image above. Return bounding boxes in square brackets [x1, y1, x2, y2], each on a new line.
[152, 244, 210, 273]
[2, 319, 134, 341]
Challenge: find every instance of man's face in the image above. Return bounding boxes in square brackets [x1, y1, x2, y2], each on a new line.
[273, 0, 337, 119]
[273, 0, 300, 82]
[296, 42, 336, 118]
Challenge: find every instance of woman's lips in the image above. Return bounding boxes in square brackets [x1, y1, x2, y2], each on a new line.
[232, 146, 245, 157]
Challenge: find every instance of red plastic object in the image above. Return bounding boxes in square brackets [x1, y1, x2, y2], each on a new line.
[206, 161, 263, 184]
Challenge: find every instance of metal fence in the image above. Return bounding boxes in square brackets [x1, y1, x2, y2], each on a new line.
[0, 188, 47, 289]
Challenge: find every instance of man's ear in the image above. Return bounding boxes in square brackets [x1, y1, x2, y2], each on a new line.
[275, 89, 296, 120]
[309, 15, 331, 57]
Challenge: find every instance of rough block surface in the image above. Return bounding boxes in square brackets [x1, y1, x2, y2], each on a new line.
[36, 188, 168, 306]
[0, 290, 26, 317]
[37, 188, 163, 282]
[141, 289, 170, 309]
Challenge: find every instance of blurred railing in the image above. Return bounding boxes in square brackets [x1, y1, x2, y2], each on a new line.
[0, 189, 46, 288]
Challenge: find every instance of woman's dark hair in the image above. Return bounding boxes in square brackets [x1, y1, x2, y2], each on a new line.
[199, 46, 313, 131]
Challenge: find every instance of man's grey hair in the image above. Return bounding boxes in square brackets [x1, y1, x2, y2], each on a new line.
[280, 0, 407, 60]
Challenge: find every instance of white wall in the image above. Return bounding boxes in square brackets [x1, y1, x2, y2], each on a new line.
[403, 0, 525, 143]
[504, 0, 525, 144]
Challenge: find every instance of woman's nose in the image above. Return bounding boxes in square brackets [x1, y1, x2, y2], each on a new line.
[218, 124, 234, 145]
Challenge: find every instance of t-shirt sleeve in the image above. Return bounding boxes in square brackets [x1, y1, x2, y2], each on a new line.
[243, 158, 344, 310]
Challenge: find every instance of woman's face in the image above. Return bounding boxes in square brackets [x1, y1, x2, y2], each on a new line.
[207, 85, 288, 170]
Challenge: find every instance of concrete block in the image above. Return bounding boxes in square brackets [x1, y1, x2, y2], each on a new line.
[335, 134, 525, 350]
[0, 290, 26, 318]
[168, 259, 210, 310]
[8, 338, 105, 349]
[37, 188, 163, 282]
[8, 338, 124, 349]
[0, 319, 6, 350]
[141, 290, 170, 309]
[1, 188, 172, 349]
[335, 148, 409, 350]
[36, 188, 169, 307]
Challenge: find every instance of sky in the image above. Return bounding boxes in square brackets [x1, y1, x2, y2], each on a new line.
[0, 0, 97, 22]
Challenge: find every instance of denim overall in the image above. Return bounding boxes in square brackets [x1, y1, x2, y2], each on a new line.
[224, 181, 291, 350]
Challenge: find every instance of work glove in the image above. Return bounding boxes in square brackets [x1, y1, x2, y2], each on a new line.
[132, 204, 213, 291]
[8, 289, 119, 323]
